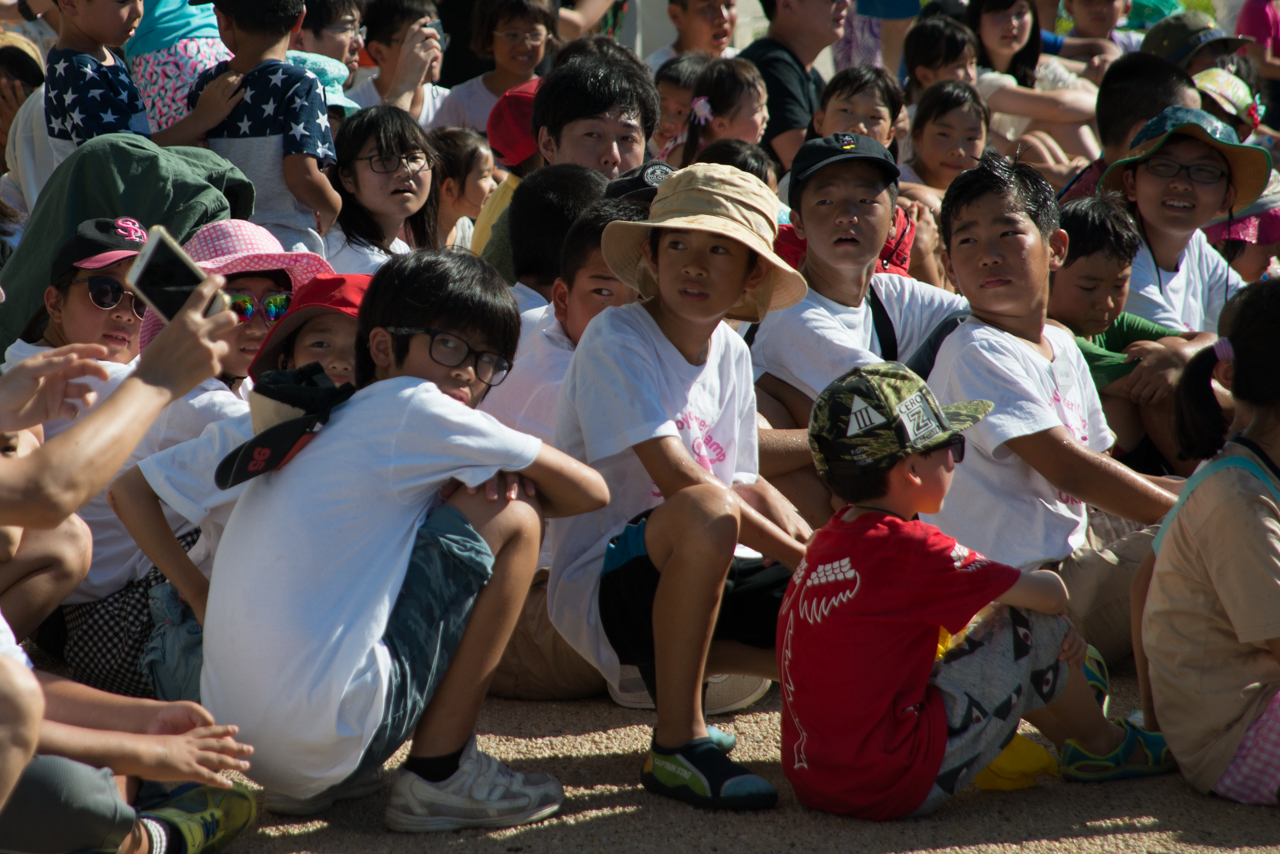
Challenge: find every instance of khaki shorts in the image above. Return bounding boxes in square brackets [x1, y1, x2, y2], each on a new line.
[1052, 522, 1158, 665]
[490, 571, 607, 701]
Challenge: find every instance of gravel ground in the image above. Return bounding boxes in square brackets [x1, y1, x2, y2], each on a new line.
[235, 662, 1280, 854]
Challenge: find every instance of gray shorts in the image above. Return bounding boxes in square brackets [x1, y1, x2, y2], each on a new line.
[335, 505, 494, 789]
[0, 755, 135, 853]
[911, 605, 1069, 816]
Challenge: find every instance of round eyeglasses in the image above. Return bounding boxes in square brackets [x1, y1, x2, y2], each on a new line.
[352, 151, 431, 174]
[74, 276, 145, 320]
[384, 327, 511, 386]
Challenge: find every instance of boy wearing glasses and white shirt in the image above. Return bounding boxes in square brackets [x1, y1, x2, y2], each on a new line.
[348, 0, 451, 128]
[1099, 106, 1268, 332]
[430, 0, 557, 132]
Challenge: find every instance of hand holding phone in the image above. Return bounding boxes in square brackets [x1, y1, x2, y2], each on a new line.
[125, 226, 231, 322]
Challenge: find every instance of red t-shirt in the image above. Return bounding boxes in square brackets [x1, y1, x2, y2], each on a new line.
[776, 511, 1022, 820]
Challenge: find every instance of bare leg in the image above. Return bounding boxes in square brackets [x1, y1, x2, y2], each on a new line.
[0, 515, 91, 641]
[408, 489, 542, 757]
[877, 17, 916, 80]
[115, 823, 150, 854]
[0, 657, 42, 811]
[643, 484, 741, 747]
[1130, 551, 1160, 732]
[1023, 663, 1125, 754]
[768, 466, 836, 530]
[705, 640, 778, 681]
[1101, 393, 1145, 453]
[1030, 119, 1101, 160]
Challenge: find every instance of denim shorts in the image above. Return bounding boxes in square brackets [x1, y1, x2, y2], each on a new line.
[338, 505, 494, 786]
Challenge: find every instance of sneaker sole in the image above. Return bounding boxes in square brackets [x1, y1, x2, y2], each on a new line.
[607, 680, 656, 710]
[384, 799, 562, 832]
[264, 771, 388, 816]
[640, 770, 777, 811]
[706, 677, 771, 716]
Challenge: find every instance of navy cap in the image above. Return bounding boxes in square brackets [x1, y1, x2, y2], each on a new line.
[788, 133, 899, 211]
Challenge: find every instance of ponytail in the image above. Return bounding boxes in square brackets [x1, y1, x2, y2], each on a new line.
[678, 58, 766, 169]
[1173, 345, 1229, 461]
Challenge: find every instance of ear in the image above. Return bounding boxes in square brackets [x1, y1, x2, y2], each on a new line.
[290, 9, 306, 34]
[1212, 356, 1234, 389]
[710, 114, 732, 139]
[288, 29, 306, 49]
[903, 456, 925, 488]
[366, 38, 389, 65]
[56, 0, 77, 18]
[667, 2, 683, 28]
[1047, 227, 1069, 272]
[1121, 167, 1139, 203]
[537, 126, 558, 165]
[790, 207, 806, 241]
[551, 277, 570, 324]
[639, 235, 660, 279]
[914, 66, 936, 89]
[338, 164, 357, 196]
[811, 108, 825, 136]
[440, 176, 460, 203]
[43, 285, 64, 323]
[1218, 184, 1237, 218]
[940, 249, 963, 297]
[742, 252, 768, 294]
[367, 327, 396, 372]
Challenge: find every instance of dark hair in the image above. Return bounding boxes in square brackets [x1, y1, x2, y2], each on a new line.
[425, 126, 490, 190]
[19, 266, 76, 344]
[1096, 53, 1197, 150]
[533, 56, 660, 145]
[679, 57, 766, 167]
[910, 80, 989, 146]
[919, 0, 969, 21]
[695, 138, 777, 186]
[760, 0, 776, 19]
[654, 50, 712, 91]
[903, 16, 978, 102]
[939, 151, 1059, 249]
[0, 47, 43, 90]
[1173, 282, 1280, 459]
[553, 34, 647, 73]
[332, 107, 440, 252]
[965, 0, 1039, 88]
[561, 197, 649, 285]
[817, 458, 893, 505]
[469, 0, 560, 59]
[1059, 193, 1140, 268]
[817, 66, 905, 161]
[362, 0, 437, 45]
[301, 0, 360, 36]
[226, 269, 294, 291]
[356, 250, 520, 387]
[510, 164, 609, 288]
[219, 0, 305, 38]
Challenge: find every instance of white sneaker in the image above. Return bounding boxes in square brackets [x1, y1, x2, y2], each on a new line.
[607, 665, 655, 709]
[384, 736, 564, 832]
[705, 675, 771, 716]
[264, 767, 389, 816]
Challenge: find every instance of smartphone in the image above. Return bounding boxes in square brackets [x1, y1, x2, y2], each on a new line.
[425, 19, 451, 51]
[125, 225, 229, 321]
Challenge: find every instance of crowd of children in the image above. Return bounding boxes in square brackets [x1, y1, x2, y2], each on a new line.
[0, 0, 1279, 848]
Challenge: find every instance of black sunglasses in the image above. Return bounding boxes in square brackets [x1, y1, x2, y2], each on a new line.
[74, 276, 145, 320]
[929, 433, 966, 464]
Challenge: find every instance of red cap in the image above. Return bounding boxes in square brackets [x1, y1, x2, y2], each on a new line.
[248, 274, 371, 383]
[487, 78, 543, 168]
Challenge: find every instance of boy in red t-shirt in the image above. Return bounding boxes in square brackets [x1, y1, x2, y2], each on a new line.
[778, 363, 1175, 820]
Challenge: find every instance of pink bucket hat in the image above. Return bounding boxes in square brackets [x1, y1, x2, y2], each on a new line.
[138, 220, 334, 349]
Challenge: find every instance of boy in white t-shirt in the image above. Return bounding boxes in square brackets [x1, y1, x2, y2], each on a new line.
[1098, 106, 1270, 331]
[923, 153, 1181, 664]
[549, 164, 812, 810]
[198, 251, 608, 831]
[348, 0, 449, 127]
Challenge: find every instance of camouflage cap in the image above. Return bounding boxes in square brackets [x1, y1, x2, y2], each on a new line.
[809, 362, 993, 476]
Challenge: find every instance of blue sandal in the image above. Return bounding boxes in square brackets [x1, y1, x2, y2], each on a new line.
[1060, 719, 1176, 782]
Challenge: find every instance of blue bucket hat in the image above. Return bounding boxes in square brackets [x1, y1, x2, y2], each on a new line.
[1099, 105, 1272, 212]
[286, 50, 362, 116]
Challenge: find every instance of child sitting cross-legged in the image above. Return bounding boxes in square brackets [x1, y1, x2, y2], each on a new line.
[1048, 194, 1215, 477]
[199, 251, 609, 830]
[924, 153, 1181, 665]
[779, 362, 1175, 821]
[549, 163, 813, 810]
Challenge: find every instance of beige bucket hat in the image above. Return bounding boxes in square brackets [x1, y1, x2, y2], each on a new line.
[600, 163, 808, 323]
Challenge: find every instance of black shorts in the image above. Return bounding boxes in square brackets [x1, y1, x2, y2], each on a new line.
[597, 510, 790, 671]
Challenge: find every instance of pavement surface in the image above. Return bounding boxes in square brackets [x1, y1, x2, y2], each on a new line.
[235, 660, 1280, 853]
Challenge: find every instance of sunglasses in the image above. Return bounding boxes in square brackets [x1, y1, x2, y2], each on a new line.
[227, 292, 291, 324]
[75, 276, 146, 320]
[929, 434, 966, 464]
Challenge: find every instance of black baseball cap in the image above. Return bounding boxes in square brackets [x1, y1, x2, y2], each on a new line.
[605, 161, 674, 204]
[788, 132, 900, 211]
[51, 217, 148, 285]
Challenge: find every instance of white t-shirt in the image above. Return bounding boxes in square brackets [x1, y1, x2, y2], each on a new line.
[921, 319, 1112, 569]
[547, 303, 758, 685]
[1, 340, 136, 442]
[323, 226, 410, 275]
[1125, 230, 1243, 332]
[644, 43, 737, 74]
[428, 74, 503, 132]
[72, 377, 248, 603]
[512, 283, 550, 351]
[749, 274, 968, 399]
[200, 377, 541, 798]
[447, 215, 475, 251]
[0, 613, 30, 669]
[138, 411, 255, 581]
[345, 75, 450, 128]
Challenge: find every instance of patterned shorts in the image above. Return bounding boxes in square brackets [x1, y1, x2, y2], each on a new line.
[1213, 689, 1280, 805]
[130, 38, 231, 131]
[911, 605, 1070, 815]
[60, 528, 202, 698]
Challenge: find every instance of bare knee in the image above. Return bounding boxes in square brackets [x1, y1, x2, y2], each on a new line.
[50, 515, 92, 587]
[648, 483, 741, 566]
[0, 659, 43, 754]
[447, 487, 543, 559]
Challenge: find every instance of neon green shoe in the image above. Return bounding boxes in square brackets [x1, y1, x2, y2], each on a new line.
[140, 783, 257, 853]
[641, 738, 776, 810]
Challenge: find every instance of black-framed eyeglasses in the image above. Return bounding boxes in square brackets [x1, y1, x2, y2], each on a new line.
[74, 276, 145, 320]
[385, 327, 511, 386]
[928, 434, 966, 464]
[1143, 157, 1228, 185]
[493, 28, 548, 45]
[324, 21, 366, 40]
[352, 151, 431, 174]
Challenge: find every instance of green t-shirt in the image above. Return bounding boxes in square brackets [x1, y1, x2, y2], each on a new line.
[1075, 311, 1181, 390]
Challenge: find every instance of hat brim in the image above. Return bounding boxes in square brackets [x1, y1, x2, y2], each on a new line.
[939, 399, 994, 434]
[197, 251, 334, 291]
[600, 215, 807, 323]
[789, 155, 900, 210]
[1099, 123, 1273, 212]
[76, 249, 140, 270]
[248, 304, 332, 383]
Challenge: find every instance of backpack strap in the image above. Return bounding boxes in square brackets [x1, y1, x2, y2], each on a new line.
[1152, 454, 1280, 554]
[742, 322, 759, 347]
[867, 285, 898, 362]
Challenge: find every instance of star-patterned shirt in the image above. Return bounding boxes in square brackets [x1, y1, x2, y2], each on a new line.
[44, 48, 151, 168]
[187, 59, 335, 252]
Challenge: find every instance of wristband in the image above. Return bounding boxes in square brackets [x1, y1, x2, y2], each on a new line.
[16, 0, 38, 22]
